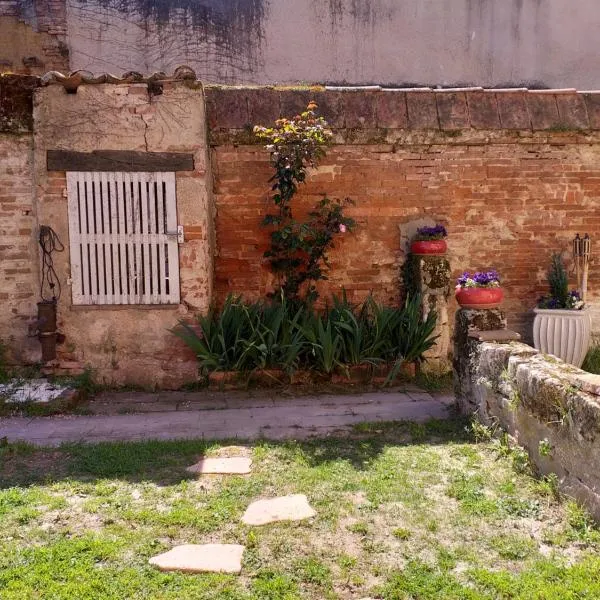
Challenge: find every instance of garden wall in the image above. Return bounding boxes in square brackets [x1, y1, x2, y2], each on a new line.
[454, 309, 600, 520]
[2, 73, 600, 387]
[207, 86, 600, 341]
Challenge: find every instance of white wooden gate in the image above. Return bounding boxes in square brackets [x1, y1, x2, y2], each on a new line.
[66, 172, 180, 305]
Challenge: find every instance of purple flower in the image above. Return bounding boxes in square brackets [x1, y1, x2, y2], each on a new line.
[473, 270, 500, 286]
[456, 270, 501, 288]
[415, 224, 448, 240]
[457, 272, 471, 287]
[537, 289, 584, 310]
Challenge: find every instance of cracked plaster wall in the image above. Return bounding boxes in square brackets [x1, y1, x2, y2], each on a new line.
[32, 82, 214, 388]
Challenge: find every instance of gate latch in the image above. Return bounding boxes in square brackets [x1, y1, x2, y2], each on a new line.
[166, 225, 184, 244]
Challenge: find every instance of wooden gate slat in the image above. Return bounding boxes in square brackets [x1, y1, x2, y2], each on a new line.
[66, 171, 180, 305]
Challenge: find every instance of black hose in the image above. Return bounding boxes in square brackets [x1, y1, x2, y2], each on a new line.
[39, 225, 64, 302]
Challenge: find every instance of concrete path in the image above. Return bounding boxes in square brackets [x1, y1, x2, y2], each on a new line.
[0, 391, 454, 446]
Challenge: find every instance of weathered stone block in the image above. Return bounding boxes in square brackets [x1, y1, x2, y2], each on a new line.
[467, 92, 501, 129]
[204, 87, 249, 129]
[556, 94, 590, 130]
[376, 92, 408, 129]
[436, 92, 469, 130]
[460, 337, 600, 521]
[496, 92, 530, 129]
[526, 93, 562, 130]
[279, 89, 313, 119]
[406, 92, 439, 129]
[310, 90, 346, 128]
[344, 91, 378, 128]
[246, 87, 280, 127]
[582, 93, 600, 130]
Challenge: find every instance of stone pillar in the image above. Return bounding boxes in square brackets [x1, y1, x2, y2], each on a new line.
[453, 308, 508, 413]
[407, 254, 451, 372]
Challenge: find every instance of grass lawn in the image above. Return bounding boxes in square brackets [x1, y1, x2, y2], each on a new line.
[1, 418, 599, 599]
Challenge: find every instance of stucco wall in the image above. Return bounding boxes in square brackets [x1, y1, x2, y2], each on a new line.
[33, 81, 214, 388]
[64, 0, 600, 89]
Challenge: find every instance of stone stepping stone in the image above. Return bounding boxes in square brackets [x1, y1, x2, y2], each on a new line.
[241, 494, 316, 526]
[149, 544, 245, 574]
[186, 457, 252, 475]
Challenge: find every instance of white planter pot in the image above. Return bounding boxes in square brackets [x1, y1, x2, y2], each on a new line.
[533, 308, 592, 367]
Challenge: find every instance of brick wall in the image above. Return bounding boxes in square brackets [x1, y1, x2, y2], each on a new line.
[207, 87, 600, 342]
[0, 0, 68, 74]
[2, 78, 600, 384]
[0, 76, 39, 363]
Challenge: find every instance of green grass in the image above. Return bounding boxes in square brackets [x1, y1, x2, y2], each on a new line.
[1, 419, 599, 599]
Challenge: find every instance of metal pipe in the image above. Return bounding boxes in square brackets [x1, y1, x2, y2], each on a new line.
[37, 300, 57, 362]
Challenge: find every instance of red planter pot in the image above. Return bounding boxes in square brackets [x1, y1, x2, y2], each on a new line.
[410, 240, 447, 255]
[455, 287, 504, 309]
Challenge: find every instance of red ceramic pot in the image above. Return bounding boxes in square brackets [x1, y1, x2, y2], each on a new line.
[410, 239, 447, 255]
[455, 287, 504, 309]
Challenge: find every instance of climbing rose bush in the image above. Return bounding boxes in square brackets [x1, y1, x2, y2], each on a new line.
[254, 103, 355, 303]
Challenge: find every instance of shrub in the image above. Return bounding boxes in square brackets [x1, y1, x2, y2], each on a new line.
[582, 343, 600, 374]
[173, 294, 438, 378]
[254, 103, 356, 303]
[537, 253, 583, 310]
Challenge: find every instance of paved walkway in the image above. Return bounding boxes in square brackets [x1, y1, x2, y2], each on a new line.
[0, 390, 454, 446]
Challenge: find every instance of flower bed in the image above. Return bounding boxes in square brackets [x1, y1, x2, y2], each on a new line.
[174, 294, 437, 387]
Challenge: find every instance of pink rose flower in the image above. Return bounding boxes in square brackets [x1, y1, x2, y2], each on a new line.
[339, 224, 347, 233]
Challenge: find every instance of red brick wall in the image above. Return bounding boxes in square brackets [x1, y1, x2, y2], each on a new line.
[0, 133, 39, 363]
[0, 75, 40, 362]
[207, 87, 600, 340]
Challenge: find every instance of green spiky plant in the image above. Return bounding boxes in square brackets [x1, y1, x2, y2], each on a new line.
[172, 293, 439, 379]
[548, 253, 570, 308]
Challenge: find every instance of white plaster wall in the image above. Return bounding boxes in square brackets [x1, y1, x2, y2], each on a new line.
[66, 0, 600, 88]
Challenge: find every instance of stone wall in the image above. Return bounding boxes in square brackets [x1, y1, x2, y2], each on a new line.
[454, 312, 600, 520]
[208, 86, 600, 341]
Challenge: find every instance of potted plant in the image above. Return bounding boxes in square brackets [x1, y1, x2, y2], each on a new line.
[455, 270, 503, 309]
[410, 225, 448, 255]
[533, 253, 591, 367]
